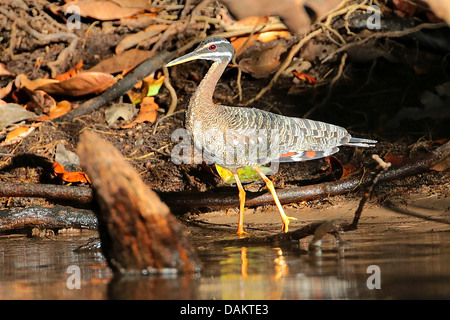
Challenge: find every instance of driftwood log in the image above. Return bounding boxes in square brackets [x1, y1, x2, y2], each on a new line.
[76, 130, 201, 275]
[0, 141, 449, 210]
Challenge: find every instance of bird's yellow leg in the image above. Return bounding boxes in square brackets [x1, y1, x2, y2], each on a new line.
[234, 173, 249, 236]
[253, 166, 297, 233]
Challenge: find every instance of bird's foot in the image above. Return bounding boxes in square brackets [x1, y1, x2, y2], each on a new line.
[236, 229, 250, 237]
[281, 216, 297, 233]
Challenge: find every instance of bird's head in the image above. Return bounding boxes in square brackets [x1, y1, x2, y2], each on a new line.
[165, 36, 234, 67]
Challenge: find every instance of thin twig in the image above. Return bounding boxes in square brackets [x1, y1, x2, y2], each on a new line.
[243, 28, 323, 106]
[322, 22, 448, 63]
[152, 109, 185, 135]
[163, 67, 178, 116]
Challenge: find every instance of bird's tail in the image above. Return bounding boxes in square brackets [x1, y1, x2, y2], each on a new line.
[343, 137, 377, 148]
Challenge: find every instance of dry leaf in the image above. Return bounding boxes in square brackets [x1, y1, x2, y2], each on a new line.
[25, 90, 56, 114]
[63, 0, 143, 20]
[37, 72, 116, 96]
[0, 63, 14, 77]
[384, 154, 405, 165]
[222, 0, 342, 34]
[56, 60, 83, 81]
[325, 156, 358, 180]
[230, 17, 268, 54]
[55, 143, 80, 170]
[121, 96, 159, 129]
[105, 103, 137, 126]
[15, 74, 59, 92]
[238, 43, 287, 78]
[89, 49, 154, 74]
[0, 81, 13, 99]
[0, 103, 38, 130]
[293, 71, 317, 84]
[119, 12, 158, 28]
[35, 100, 72, 121]
[422, 0, 450, 23]
[431, 156, 450, 172]
[52, 161, 91, 184]
[257, 31, 290, 42]
[127, 72, 164, 104]
[0, 124, 39, 147]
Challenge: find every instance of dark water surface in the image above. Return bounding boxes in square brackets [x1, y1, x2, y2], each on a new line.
[1, 230, 450, 299]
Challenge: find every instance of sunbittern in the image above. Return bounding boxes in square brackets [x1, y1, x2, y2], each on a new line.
[165, 36, 376, 236]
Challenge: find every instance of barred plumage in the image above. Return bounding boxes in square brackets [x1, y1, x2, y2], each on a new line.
[166, 36, 377, 235]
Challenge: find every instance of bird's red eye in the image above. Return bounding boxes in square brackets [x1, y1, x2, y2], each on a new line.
[209, 44, 216, 50]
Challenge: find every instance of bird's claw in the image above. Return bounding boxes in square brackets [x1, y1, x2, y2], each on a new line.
[281, 216, 297, 233]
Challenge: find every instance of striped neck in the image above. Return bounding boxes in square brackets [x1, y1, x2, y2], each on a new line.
[191, 60, 228, 106]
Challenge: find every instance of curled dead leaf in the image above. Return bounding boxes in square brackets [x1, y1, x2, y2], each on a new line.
[257, 30, 290, 43]
[293, 71, 317, 84]
[25, 90, 56, 114]
[36, 100, 72, 121]
[0, 123, 40, 147]
[238, 43, 287, 78]
[37, 72, 116, 96]
[52, 161, 91, 184]
[15, 74, 59, 92]
[325, 156, 358, 180]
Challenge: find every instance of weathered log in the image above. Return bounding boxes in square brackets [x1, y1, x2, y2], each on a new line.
[0, 205, 97, 234]
[76, 131, 201, 275]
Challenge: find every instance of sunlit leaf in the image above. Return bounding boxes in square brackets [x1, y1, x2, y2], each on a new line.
[127, 72, 164, 104]
[35, 100, 72, 121]
[37, 72, 116, 96]
[257, 31, 290, 42]
[0, 124, 40, 147]
[215, 164, 274, 184]
[52, 161, 91, 184]
[145, 73, 165, 97]
[293, 71, 317, 84]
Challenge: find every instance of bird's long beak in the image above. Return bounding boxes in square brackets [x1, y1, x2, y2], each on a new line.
[165, 51, 205, 67]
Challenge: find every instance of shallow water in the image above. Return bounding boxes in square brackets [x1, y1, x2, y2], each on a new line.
[1, 229, 450, 300]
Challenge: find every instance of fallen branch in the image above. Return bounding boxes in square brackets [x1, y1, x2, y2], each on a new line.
[54, 50, 176, 122]
[1, 141, 449, 211]
[0, 205, 97, 234]
[162, 140, 450, 209]
[0, 182, 92, 203]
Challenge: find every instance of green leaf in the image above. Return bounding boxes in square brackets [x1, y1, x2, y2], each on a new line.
[215, 164, 274, 184]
